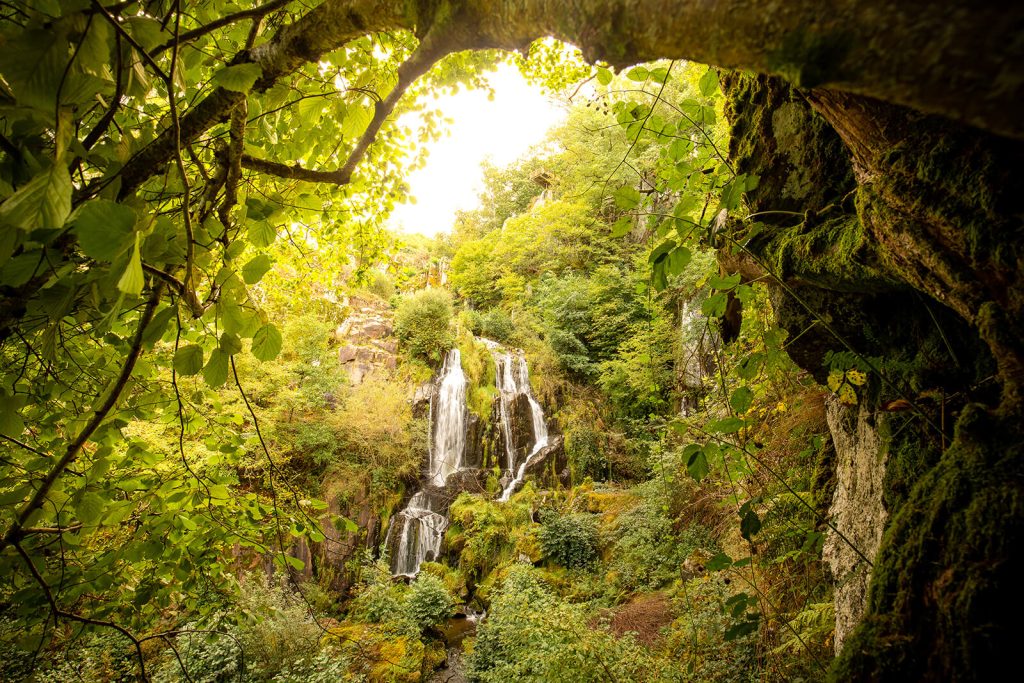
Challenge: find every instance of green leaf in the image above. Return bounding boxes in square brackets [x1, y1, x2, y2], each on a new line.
[610, 216, 632, 238]
[738, 497, 763, 541]
[626, 66, 649, 82]
[116, 233, 145, 296]
[0, 395, 26, 437]
[686, 446, 710, 482]
[72, 200, 137, 261]
[710, 416, 745, 434]
[173, 344, 204, 376]
[248, 219, 277, 248]
[203, 348, 230, 387]
[706, 552, 733, 571]
[699, 68, 720, 97]
[708, 273, 742, 290]
[730, 386, 754, 414]
[595, 66, 613, 86]
[251, 323, 282, 361]
[242, 254, 272, 284]
[648, 239, 676, 265]
[219, 332, 242, 355]
[211, 63, 262, 93]
[701, 291, 728, 317]
[0, 165, 72, 231]
[725, 616, 760, 641]
[667, 246, 691, 275]
[76, 492, 105, 526]
[142, 305, 178, 347]
[613, 185, 641, 210]
[285, 555, 305, 571]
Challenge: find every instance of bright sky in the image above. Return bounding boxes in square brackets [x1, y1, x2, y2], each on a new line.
[387, 63, 566, 237]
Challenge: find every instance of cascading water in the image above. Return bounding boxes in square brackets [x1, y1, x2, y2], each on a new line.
[389, 491, 448, 577]
[484, 341, 550, 502]
[429, 349, 468, 486]
[389, 349, 467, 577]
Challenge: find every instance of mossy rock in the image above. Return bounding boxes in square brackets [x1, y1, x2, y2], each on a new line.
[832, 405, 1024, 681]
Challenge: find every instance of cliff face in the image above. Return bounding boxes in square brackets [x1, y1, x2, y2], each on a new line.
[723, 72, 1022, 678]
[822, 400, 887, 652]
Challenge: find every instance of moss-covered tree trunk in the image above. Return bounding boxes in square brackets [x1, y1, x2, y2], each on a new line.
[722, 72, 1024, 680]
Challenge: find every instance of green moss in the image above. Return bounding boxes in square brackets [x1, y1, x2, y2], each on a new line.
[456, 329, 497, 417]
[831, 406, 1024, 680]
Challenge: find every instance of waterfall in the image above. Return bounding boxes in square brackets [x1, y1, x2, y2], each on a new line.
[389, 491, 448, 578]
[389, 349, 466, 577]
[429, 349, 467, 486]
[484, 341, 550, 502]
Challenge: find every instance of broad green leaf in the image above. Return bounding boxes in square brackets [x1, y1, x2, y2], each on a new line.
[648, 239, 676, 265]
[725, 617, 760, 641]
[613, 185, 641, 210]
[708, 273, 742, 290]
[740, 506, 762, 540]
[0, 165, 72, 231]
[342, 104, 373, 138]
[117, 233, 145, 296]
[203, 349, 230, 387]
[73, 200, 136, 261]
[706, 552, 733, 571]
[699, 68, 720, 97]
[219, 332, 242, 355]
[686, 446, 710, 482]
[667, 246, 691, 275]
[710, 416, 745, 434]
[596, 66, 613, 86]
[173, 344, 204, 376]
[242, 254, 272, 284]
[702, 291, 728, 317]
[0, 395, 26, 437]
[626, 66, 649, 82]
[76, 492, 105, 526]
[211, 63, 263, 93]
[251, 323, 282, 361]
[142, 305, 178, 347]
[285, 555, 305, 571]
[730, 386, 754, 414]
[248, 219, 277, 248]
[610, 216, 632, 238]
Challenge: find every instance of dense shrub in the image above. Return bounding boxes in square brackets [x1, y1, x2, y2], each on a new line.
[537, 512, 599, 570]
[394, 288, 454, 362]
[468, 565, 673, 682]
[406, 573, 455, 631]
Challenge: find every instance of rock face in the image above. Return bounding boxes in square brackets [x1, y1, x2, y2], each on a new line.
[334, 295, 398, 385]
[823, 399, 888, 653]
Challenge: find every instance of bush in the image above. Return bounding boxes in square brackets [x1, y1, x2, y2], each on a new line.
[394, 288, 454, 363]
[406, 573, 455, 631]
[538, 512, 599, 570]
[479, 309, 515, 344]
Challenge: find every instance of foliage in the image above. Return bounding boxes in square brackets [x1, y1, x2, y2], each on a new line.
[467, 565, 676, 682]
[406, 573, 456, 631]
[537, 511, 599, 570]
[394, 288, 454, 363]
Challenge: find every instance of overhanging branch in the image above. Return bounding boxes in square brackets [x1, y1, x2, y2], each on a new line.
[241, 34, 448, 186]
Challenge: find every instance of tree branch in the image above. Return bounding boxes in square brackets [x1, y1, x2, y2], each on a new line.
[241, 33, 447, 185]
[151, 0, 292, 56]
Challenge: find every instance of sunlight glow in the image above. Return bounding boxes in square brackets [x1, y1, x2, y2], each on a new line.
[387, 63, 566, 237]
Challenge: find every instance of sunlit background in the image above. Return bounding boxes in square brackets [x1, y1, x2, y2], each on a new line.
[387, 63, 565, 237]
